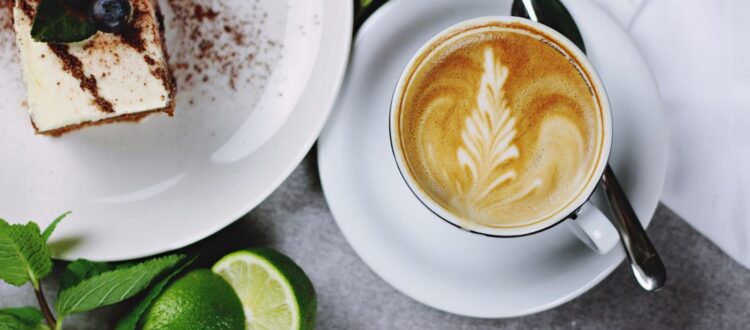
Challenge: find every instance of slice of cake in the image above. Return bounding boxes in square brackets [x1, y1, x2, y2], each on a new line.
[13, 0, 174, 136]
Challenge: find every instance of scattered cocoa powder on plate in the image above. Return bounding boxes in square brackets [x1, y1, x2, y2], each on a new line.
[165, 0, 281, 93]
[0, 0, 16, 64]
[0, 0, 13, 40]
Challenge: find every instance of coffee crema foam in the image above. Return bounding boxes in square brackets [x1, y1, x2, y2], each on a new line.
[396, 23, 605, 228]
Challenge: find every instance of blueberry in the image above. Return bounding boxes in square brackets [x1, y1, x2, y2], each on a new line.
[89, 0, 132, 33]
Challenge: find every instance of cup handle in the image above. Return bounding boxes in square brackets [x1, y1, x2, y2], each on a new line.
[565, 202, 619, 255]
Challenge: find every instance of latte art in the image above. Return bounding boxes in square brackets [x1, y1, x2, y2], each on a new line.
[395, 23, 605, 228]
[453, 47, 544, 218]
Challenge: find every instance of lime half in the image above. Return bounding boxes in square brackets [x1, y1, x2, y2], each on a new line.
[212, 248, 317, 330]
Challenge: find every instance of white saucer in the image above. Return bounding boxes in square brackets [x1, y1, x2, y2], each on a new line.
[318, 0, 668, 318]
[0, 0, 351, 261]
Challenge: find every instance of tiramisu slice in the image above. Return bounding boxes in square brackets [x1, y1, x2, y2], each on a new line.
[13, 0, 174, 136]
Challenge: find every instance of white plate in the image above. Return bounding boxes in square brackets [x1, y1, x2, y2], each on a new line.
[318, 0, 668, 318]
[0, 0, 352, 261]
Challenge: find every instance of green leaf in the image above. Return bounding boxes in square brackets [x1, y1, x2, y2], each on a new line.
[59, 259, 115, 293]
[55, 254, 185, 316]
[115, 256, 196, 330]
[31, 0, 97, 44]
[0, 220, 53, 288]
[41, 212, 70, 242]
[0, 307, 48, 330]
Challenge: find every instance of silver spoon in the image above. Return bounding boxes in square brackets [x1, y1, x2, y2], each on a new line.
[512, 0, 666, 291]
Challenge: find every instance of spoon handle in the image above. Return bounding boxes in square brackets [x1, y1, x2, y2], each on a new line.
[511, 0, 586, 53]
[355, 0, 390, 33]
[601, 165, 667, 291]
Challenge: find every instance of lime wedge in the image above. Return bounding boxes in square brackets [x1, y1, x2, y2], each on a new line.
[212, 248, 317, 330]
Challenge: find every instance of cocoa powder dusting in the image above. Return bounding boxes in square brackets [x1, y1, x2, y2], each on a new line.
[109, 0, 174, 99]
[165, 0, 281, 92]
[145, 54, 172, 96]
[155, 4, 176, 100]
[143, 55, 156, 65]
[117, 4, 148, 52]
[49, 44, 115, 113]
[0, 0, 13, 23]
[193, 5, 218, 22]
[17, 0, 35, 20]
[0, 0, 16, 54]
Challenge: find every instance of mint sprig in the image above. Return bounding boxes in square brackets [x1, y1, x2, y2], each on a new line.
[0, 307, 48, 330]
[59, 259, 115, 292]
[56, 254, 185, 317]
[41, 212, 70, 242]
[0, 214, 193, 330]
[31, 0, 97, 43]
[0, 220, 53, 288]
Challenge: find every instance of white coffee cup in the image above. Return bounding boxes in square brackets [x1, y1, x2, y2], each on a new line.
[389, 16, 619, 254]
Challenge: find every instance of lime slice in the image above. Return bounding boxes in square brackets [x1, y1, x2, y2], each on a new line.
[212, 248, 317, 330]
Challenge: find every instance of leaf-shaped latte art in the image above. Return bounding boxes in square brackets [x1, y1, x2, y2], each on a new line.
[401, 31, 599, 227]
[456, 47, 540, 210]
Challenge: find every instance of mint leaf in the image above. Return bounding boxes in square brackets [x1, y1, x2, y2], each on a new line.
[115, 256, 196, 330]
[31, 0, 97, 43]
[41, 212, 70, 242]
[0, 307, 48, 330]
[0, 220, 53, 288]
[55, 254, 185, 316]
[59, 259, 115, 293]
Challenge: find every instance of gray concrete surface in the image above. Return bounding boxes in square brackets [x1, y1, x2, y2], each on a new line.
[2, 150, 749, 329]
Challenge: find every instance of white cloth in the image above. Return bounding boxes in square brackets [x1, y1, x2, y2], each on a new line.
[592, 0, 750, 268]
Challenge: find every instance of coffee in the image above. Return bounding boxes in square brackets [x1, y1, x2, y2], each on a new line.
[393, 22, 606, 228]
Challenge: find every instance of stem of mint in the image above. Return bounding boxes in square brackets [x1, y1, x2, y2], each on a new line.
[33, 283, 57, 329]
